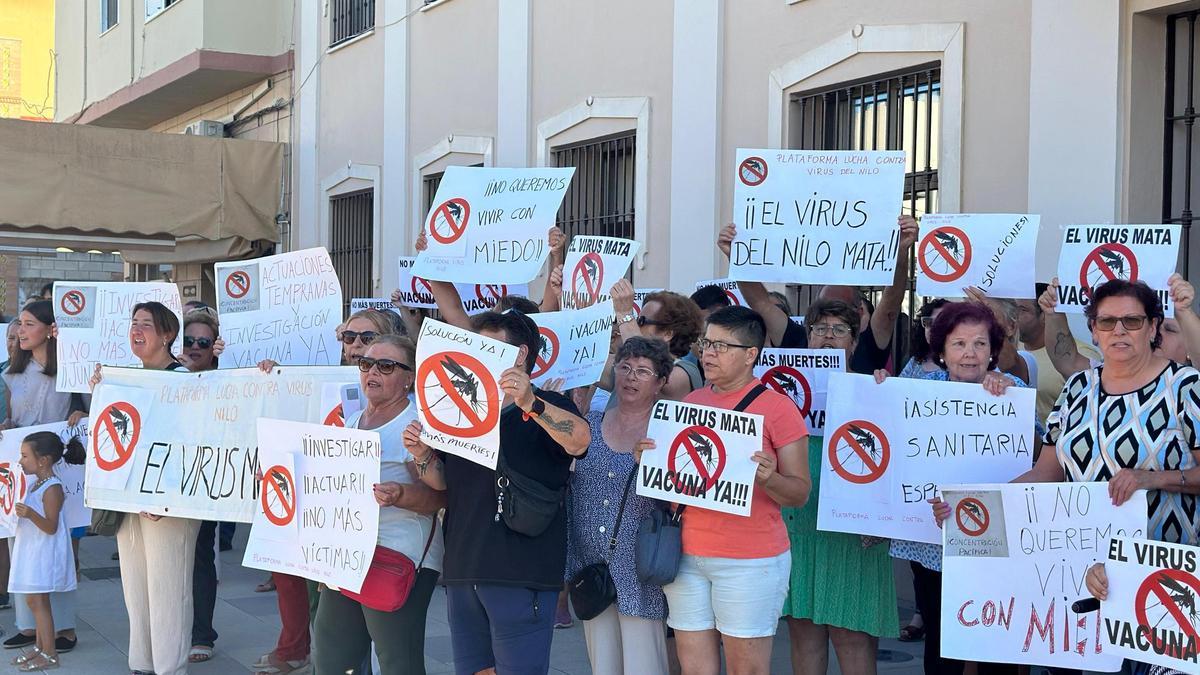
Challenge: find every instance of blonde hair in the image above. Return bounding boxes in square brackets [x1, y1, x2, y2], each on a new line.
[344, 309, 396, 336]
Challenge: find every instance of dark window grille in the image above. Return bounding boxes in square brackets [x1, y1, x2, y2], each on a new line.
[1165, 11, 1200, 276]
[329, 190, 374, 313]
[330, 0, 375, 48]
[422, 163, 485, 213]
[551, 132, 637, 243]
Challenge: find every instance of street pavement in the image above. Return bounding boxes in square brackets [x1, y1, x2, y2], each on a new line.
[0, 529, 926, 674]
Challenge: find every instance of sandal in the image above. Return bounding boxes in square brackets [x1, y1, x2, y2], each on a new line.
[253, 653, 310, 674]
[898, 623, 925, 642]
[189, 645, 214, 663]
[255, 579, 276, 593]
[14, 648, 59, 670]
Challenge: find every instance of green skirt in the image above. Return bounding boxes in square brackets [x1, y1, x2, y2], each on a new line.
[782, 436, 898, 638]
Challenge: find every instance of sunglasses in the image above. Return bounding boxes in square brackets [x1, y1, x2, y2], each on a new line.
[341, 330, 379, 346]
[636, 316, 667, 328]
[1094, 315, 1148, 332]
[183, 336, 214, 349]
[357, 357, 412, 376]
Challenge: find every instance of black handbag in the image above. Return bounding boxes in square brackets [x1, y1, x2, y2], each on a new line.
[495, 450, 567, 537]
[90, 508, 124, 537]
[634, 384, 767, 586]
[569, 468, 637, 621]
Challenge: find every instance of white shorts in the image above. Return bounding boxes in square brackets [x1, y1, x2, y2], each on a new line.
[663, 550, 791, 638]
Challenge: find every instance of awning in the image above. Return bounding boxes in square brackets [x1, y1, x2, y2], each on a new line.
[0, 118, 283, 259]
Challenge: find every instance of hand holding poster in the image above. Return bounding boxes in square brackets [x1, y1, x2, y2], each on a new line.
[729, 148, 906, 286]
[940, 483, 1146, 671]
[242, 419, 381, 592]
[396, 257, 528, 315]
[216, 248, 343, 368]
[560, 236, 640, 309]
[1055, 224, 1180, 316]
[412, 166, 575, 284]
[817, 373, 1035, 543]
[530, 301, 615, 389]
[694, 279, 746, 307]
[754, 349, 843, 435]
[635, 399, 763, 516]
[1102, 536, 1200, 669]
[915, 214, 1040, 298]
[0, 421, 91, 537]
[53, 282, 183, 393]
[414, 319, 518, 469]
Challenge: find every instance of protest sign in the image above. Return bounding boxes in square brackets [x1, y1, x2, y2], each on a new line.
[632, 288, 664, 318]
[350, 298, 400, 315]
[728, 148, 906, 286]
[530, 301, 615, 389]
[0, 421, 90, 537]
[915, 214, 1040, 299]
[940, 483, 1146, 671]
[414, 319, 518, 469]
[242, 419, 381, 592]
[635, 399, 763, 516]
[817, 373, 1035, 543]
[216, 248, 343, 368]
[754, 349, 843, 436]
[1056, 224, 1180, 316]
[396, 257, 529, 315]
[84, 365, 358, 521]
[412, 166, 575, 284]
[560, 236, 640, 309]
[54, 282, 183, 393]
[1102, 536, 1200, 669]
[695, 279, 746, 307]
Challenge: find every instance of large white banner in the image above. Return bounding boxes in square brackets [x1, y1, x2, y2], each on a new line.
[817, 373, 1035, 543]
[396, 257, 529, 315]
[53, 282, 183, 393]
[754, 349, 843, 436]
[635, 400, 763, 516]
[216, 247, 343, 368]
[530, 302, 615, 389]
[941, 483, 1146, 671]
[915, 214, 1040, 299]
[728, 148, 906, 286]
[1055, 224, 1180, 316]
[84, 365, 358, 521]
[242, 419, 381, 593]
[1102, 536, 1200, 669]
[0, 421, 90, 537]
[560, 236, 640, 310]
[412, 166, 575, 284]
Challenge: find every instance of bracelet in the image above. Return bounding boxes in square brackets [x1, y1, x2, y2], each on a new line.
[414, 453, 435, 476]
[1182, 469, 1188, 487]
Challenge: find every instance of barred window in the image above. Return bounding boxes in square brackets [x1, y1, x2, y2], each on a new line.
[330, 0, 375, 48]
[551, 132, 636, 243]
[329, 190, 374, 313]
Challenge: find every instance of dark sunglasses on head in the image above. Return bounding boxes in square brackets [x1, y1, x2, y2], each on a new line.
[183, 336, 214, 349]
[357, 356, 412, 375]
[636, 316, 667, 328]
[341, 330, 379, 346]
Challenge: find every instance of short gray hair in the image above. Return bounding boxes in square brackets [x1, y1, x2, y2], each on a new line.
[615, 337, 673, 379]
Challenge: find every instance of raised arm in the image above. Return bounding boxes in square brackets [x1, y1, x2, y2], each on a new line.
[718, 223, 793, 347]
[1040, 278, 1091, 378]
[539, 264, 564, 313]
[414, 227, 471, 329]
[1169, 273, 1200, 363]
[868, 214, 919, 349]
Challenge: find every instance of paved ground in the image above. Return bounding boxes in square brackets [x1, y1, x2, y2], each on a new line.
[0, 530, 927, 674]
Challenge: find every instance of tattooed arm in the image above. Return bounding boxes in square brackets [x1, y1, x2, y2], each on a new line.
[500, 366, 591, 456]
[1040, 278, 1091, 378]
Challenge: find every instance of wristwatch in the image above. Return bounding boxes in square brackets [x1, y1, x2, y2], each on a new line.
[523, 397, 546, 420]
[617, 312, 637, 325]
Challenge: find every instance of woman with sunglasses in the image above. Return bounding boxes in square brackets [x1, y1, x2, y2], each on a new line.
[608, 283, 703, 400]
[339, 310, 395, 366]
[312, 335, 446, 674]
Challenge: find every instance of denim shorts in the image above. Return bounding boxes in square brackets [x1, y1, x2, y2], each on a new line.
[445, 583, 558, 675]
[663, 550, 791, 638]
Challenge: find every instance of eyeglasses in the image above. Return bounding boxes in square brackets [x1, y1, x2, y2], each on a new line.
[341, 330, 379, 346]
[357, 357, 412, 375]
[809, 323, 853, 338]
[1094, 315, 1148, 332]
[183, 336, 214, 349]
[696, 338, 754, 354]
[616, 363, 658, 381]
[636, 316, 667, 328]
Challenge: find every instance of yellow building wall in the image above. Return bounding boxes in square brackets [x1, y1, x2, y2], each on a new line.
[0, 0, 54, 120]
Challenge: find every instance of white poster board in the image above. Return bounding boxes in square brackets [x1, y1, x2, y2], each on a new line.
[940, 483, 1146, 671]
[242, 418, 381, 593]
[530, 302, 615, 389]
[728, 148, 906, 285]
[754, 349, 843, 436]
[1055, 224, 1180, 316]
[216, 248, 343, 368]
[350, 298, 400, 316]
[635, 400, 763, 516]
[1102, 536, 1200, 669]
[915, 214, 1040, 299]
[632, 288, 664, 318]
[412, 166, 575, 284]
[0, 421, 90, 537]
[560, 236, 640, 310]
[817, 373, 1035, 543]
[396, 257, 528, 315]
[53, 282, 183, 393]
[694, 279, 746, 307]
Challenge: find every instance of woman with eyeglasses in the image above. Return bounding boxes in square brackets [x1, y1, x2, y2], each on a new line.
[339, 309, 395, 366]
[608, 283, 703, 400]
[566, 337, 673, 675]
[312, 335, 446, 674]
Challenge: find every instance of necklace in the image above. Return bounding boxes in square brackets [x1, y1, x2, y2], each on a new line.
[27, 475, 51, 494]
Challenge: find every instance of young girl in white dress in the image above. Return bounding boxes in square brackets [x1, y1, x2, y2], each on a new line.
[8, 431, 81, 671]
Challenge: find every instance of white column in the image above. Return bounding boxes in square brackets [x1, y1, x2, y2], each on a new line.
[295, 0, 322, 251]
[669, 0, 723, 287]
[381, 0, 410, 293]
[496, 0, 532, 167]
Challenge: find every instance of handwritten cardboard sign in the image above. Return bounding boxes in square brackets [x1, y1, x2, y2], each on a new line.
[242, 418, 381, 593]
[728, 148, 906, 286]
[530, 301, 615, 389]
[350, 298, 400, 316]
[694, 279, 746, 307]
[754, 349, 843, 436]
[1102, 536, 1200, 669]
[54, 282, 183, 393]
[396, 256, 529, 315]
[560, 236, 640, 310]
[412, 166, 575, 284]
[941, 483, 1146, 671]
[916, 214, 1040, 299]
[817, 373, 1036, 543]
[1055, 224, 1180, 316]
[0, 421, 91, 537]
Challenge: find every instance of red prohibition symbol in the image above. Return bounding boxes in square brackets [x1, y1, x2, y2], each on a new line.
[738, 156, 768, 187]
[323, 404, 345, 427]
[226, 271, 251, 299]
[918, 226, 973, 283]
[92, 401, 142, 472]
[60, 290, 86, 316]
[475, 285, 507, 305]
[1133, 568, 1200, 652]
[429, 198, 471, 245]
[0, 463, 25, 516]
[723, 289, 741, 306]
[411, 276, 434, 303]
[531, 327, 560, 380]
[261, 465, 297, 527]
[667, 425, 727, 494]
[571, 252, 605, 307]
[955, 498, 990, 536]
[827, 420, 890, 485]
[416, 351, 501, 438]
[1080, 243, 1139, 297]
[761, 366, 812, 417]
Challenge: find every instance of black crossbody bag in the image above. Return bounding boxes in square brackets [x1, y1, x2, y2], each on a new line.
[568, 468, 638, 620]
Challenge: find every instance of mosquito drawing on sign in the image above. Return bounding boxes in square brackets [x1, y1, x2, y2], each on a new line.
[1085, 247, 1132, 288]
[934, 231, 963, 262]
[425, 356, 487, 424]
[677, 431, 718, 473]
[583, 257, 600, 286]
[769, 371, 800, 398]
[269, 469, 291, 500]
[960, 500, 985, 523]
[846, 425, 882, 463]
[1149, 573, 1200, 630]
[108, 407, 133, 444]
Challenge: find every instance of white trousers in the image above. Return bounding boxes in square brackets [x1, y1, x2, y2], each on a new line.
[117, 515, 200, 675]
[582, 605, 669, 675]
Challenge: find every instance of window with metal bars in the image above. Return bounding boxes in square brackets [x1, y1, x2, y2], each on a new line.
[1165, 11, 1200, 276]
[422, 163, 485, 213]
[551, 132, 637, 246]
[330, 0, 375, 48]
[329, 190, 374, 313]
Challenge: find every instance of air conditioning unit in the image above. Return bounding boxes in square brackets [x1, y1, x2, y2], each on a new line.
[184, 120, 225, 137]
